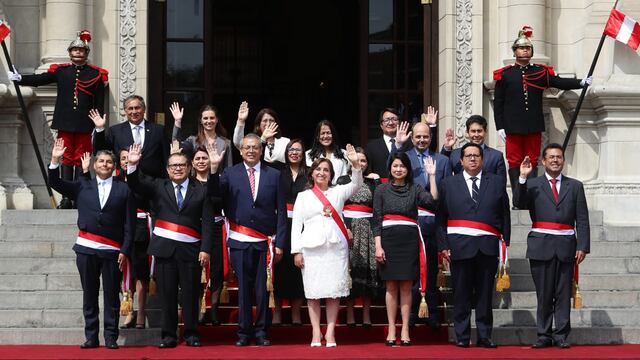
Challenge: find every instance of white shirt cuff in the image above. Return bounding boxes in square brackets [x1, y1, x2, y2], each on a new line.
[94, 127, 105, 133]
[127, 164, 137, 174]
[49, 162, 60, 170]
[518, 177, 527, 184]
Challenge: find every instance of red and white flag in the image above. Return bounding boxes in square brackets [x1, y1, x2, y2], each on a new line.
[604, 9, 640, 53]
[0, 21, 11, 42]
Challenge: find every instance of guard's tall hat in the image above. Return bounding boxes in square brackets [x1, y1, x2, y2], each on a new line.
[67, 30, 92, 53]
[511, 25, 533, 55]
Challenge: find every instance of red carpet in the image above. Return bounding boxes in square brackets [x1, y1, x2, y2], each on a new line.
[1, 344, 639, 359]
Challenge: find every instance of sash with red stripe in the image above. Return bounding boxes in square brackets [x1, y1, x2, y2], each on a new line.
[226, 220, 275, 286]
[382, 214, 427, 294]
[343, 204, 373, 219]
[417, 206, 435, 217]
[310, 186, 350, 247]
[447, 219, 508, 267]
[121, 257, 133, 292]
[286, 203, 294, 219]
[153, 220, 201, 243]
[531, 221, 575, 236]
[76, 230, 121, 251]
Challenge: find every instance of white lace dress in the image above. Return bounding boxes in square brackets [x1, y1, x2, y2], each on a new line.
[290, 169, 362, 299]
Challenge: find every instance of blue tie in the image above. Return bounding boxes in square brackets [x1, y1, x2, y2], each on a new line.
[390, 138, 397, 153]
[176, 184, 183, 210]
[471, 177, 479, 207]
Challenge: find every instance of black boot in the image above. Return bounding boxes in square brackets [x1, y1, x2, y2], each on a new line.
[508, 167, 521, 210]
[57, 165, 74, 209]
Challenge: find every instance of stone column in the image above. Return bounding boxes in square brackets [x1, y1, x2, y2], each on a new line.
[501, 0, 549, 65]
[39, 0, 87, 69]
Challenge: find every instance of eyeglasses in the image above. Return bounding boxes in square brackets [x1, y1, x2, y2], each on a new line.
[463, 154, 481, 159]
[241, 145, 261, 151]
[381, 117, 399, 124]
[288, 148, 303, 154]
[545, 155, 563, 160]
[168, 163, 188, 169]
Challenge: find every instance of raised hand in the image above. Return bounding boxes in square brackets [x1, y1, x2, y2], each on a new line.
[88, 109, 107, 129]
[206, 141, 226, 172]
[237, 101, 249, 125]
[169, 139, 182, 155]
[261, 122, 278, 140]
[519, 155, 533, 179]
[345, 144, 359, 169]
[80, 152, 92, 173]
[444, 128, 456, 150]
[424, 156, 437, 176]
[169, 102, 184, 128]
[127, 144, 142, 167]
[421, 106, 438, 126]
[395, 121, 412, 147]
[51, 138, 66, 164]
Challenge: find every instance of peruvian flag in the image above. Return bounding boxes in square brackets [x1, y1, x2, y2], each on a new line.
[0, 20, 10, 42]
[604, 9, 640, 53]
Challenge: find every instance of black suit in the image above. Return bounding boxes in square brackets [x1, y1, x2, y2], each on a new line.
[441, 145, 507, 187]
[48, 166, 135, 344]
[514, 174, 590, 343]
[127, 169, 213, 343]
[437, 172, 510, 343]
[365, 137, 392, 178]
[94, 120, 168, 178]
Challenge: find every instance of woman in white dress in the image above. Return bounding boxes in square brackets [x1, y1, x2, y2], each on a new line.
[291, 144, 362, 347]
[233, 101, 290, 166]
[305, 120, 350, 183]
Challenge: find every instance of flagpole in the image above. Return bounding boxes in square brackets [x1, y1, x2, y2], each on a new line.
[1, 40, 58, 208]
[562, 0, 619, 151]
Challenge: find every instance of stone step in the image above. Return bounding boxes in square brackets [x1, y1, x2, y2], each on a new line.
[476, 309, 640, 327]
[493, 290, 640, 309]
[507, 257, 640, 275]
[507, 242, 640, 258]
[0, 225, 78, 241]
[0, 210, 77, 225]
[455, 326, 640, 345]
[0, 291, 163, 310]
[0, 258, 77, 275]
[601, 226, 640, 242]
[503, 274, 640, 292]
[0, 309, 164, 328]
[0, 327, 160, 345]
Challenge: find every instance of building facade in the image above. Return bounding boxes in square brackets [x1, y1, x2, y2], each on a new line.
[0, 0, 638, 225]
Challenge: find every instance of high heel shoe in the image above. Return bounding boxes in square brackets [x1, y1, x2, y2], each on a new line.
[120, 311, 136, 329]
[385, 339, 396, 346]
[400, 339, 411, 346]
[326, 342, 337, 347]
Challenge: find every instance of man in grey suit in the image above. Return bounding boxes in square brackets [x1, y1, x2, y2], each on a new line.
[514, 143, 590, 349]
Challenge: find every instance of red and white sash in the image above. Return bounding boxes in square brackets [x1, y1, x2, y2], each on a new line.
[153, 220, 201, 243]
[343, 204, 373, 219]
[121, 257, 132, 292]
[447, 219, 501, 237]
[286, 203, 294, 219]
[228, 221, 270, 243]
[417, 206, 435, 217]
[382, 214, 427, 293]
[310, 186, 350, 247]
[531, 221, 575, 236]
[76, 230, 121, 251]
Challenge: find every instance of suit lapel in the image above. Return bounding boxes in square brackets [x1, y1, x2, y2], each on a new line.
[378, 138, 390, 156]
[164, 180, 179, 212]
[557, 176, 570, 205]
[142, 120, 151, 149]
[476, 173, 489, 207]
[92, 178, 101, 208]
[255, 165, 268, 203]
[239, 164, 254, 203]
[122, 122, 135, 146]
[181, 180, 196, 211]
[457, 174, 473, 204]
[539, 176, 557, 205]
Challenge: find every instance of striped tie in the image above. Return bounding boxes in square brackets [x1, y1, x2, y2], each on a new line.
[470, 176, 479, 206]
[248, 167, 256, 199]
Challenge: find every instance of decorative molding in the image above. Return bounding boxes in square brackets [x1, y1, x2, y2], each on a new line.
[584, 182, 640, 195]
[454, 0, 473, 144]
[119, 0, 137, 110]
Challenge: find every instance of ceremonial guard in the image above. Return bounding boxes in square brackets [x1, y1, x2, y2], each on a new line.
[514, 144, 590, 349]
[493, 26, 590, 198]
[9, 30, 108, 208]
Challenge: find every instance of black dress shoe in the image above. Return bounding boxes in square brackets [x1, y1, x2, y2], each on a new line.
[80, 340, 99, 349]
[556, 340, 571, 349]
[105, 338, 119, 349]
[235, 337, 250, 347]
[255, 336, 271, 346]
[158, 339, 177, 349]
[385, 339, 396, 346]
[186, 339, 201, 347]
[476, 338, 498, 348]
[456, 341, 469, 348]
[531, 338, 553, 349]
[400, 340, 411, 346]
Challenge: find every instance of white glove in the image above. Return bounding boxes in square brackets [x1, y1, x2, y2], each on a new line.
[497, 129, 506, 143]
[7, 65, 21, 82]
[580, 76, 593, 87]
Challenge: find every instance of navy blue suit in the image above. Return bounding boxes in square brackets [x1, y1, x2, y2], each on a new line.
[208, 161, 287, 341]
[442, 145, 507, 187]
[436, 172, 510, 343]
[49, 166, 135, 345]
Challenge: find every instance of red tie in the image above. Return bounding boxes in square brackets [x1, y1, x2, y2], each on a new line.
[248, 167, 256, 199]
[550, 178, 559, 202]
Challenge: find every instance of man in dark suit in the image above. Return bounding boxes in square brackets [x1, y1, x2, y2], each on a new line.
[48, 138, 135, 349]
[392, 121, 451, 328]
[91, 95, 168, 178]
[441, 115, 507, 187]
[365, 107, 400, 179]
[126, 144, 213, 348]
[437, 143, 511, 348]
[514, 143, 590, 349]
[208, 133, 287, 346]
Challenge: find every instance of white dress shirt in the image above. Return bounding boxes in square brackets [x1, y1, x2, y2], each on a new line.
[462, 170, 482, 198]
[545, 172, 562, 194]
[172, 178, 189, 205]
[130, 121, 146, 147]
[383, 134, 396, 153]
[244, 161, 261, 201]
[97, 177, 113, 209]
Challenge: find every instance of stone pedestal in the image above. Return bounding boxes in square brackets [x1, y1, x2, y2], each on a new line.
[0, 104, 34, 210]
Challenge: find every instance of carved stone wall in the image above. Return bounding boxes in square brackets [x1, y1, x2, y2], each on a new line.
[119, 0, 137, 111]
[454, 0, 473, 144]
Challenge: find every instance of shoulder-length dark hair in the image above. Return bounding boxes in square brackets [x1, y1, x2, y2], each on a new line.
[308, 120, 345, 162]
[387, 152, 413, 185]
[285, 138, 308, 177]
[307, 158, 335, 189]
[252, 108, 281, 138]
[353, 146, 371, 176]
[196, 104, 228, 146]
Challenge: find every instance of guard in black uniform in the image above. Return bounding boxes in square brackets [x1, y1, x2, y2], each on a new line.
[9, 30, 108, 208]
[493, 25, 590, 198]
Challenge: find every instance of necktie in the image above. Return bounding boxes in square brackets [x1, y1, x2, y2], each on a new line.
[248, 167, 256, 199]
[470, 176, 479, 206]
[390, 138, 397, 153]
[133, 125, 142, 145]
[550, 178, 559, 202]
[98, 181, 106, 208]
[176, 184, 183, 210]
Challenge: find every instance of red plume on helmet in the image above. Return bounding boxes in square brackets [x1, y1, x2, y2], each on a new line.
[522, 25, 533, 39]
[79, 30, 92, 44]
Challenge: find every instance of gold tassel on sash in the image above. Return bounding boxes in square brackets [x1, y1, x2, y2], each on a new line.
[200, 290, 207, 314]
[572, 280, 583, 309]
[418, 293, 429, 318]
[148, 277, 157, 296]
[220, 281, 230, 304]
[496, 265, 511, 292]
[120, 290, 133, 316]
[201, 267, 207, 284]
[267, 270, 275, 309]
